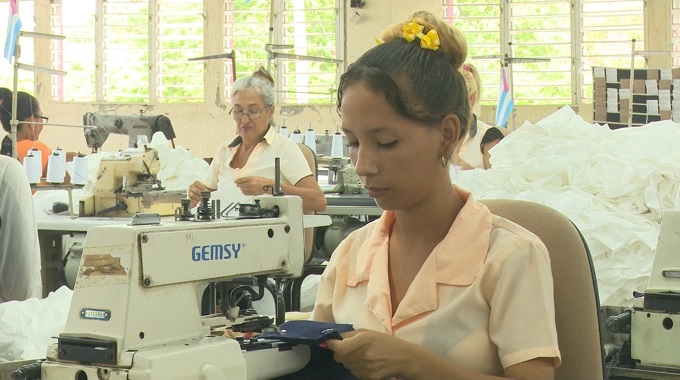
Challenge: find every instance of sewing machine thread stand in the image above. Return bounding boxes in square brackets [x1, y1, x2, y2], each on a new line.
[175, 198, 194, 221]
[195, 191, 215, 221]
[274, 157, 283, 196]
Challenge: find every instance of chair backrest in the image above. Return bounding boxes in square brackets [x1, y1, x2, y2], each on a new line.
[479, 199, 604, 380]
[296, 143, 317, 263]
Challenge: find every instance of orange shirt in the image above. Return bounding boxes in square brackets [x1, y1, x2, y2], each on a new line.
[17, 140, 51, 175]
[311, 187, 561, 375]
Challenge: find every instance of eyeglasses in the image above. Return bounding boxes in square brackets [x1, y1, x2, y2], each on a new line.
[229, 107, 268, 120]
[34, 116, 49, 124]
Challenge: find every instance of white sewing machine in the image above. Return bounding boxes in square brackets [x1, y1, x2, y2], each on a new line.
[79, 148, 184, 217]
[83, 112, 176, 152]
[629, 210, 680, 370]
[41, 196, 311, 379]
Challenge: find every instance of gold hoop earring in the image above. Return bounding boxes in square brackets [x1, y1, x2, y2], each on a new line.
[440, 155, 450, 168]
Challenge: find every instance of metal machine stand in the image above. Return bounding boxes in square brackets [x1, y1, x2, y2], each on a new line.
[9, 31, 66, 159]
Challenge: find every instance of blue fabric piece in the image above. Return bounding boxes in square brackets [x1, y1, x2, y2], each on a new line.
[260, 320, 354, 344]
[263, 321, 357, 380]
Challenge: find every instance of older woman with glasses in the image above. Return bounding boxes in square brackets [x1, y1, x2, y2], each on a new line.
[0, 87, 57, 176]
[188, 69, 327, 212]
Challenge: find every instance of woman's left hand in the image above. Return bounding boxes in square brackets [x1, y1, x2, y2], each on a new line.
[234, 176, 274, 196]
[324, 329, 412, 380]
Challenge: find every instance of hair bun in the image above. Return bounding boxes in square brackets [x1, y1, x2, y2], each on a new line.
[380, 11, 467, 69]
[252, 67, 275, 86]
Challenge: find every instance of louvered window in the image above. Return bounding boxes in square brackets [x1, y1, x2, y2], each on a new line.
[224, 0, 341, 104]
[579, 0, 644, 104]
[443, 0, 644, 106]
[50, 0, 203, 103]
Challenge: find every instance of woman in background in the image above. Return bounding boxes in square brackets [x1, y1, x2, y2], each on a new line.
[481, 126, 505, 169]
[0, 88, 51, 174]
[454, 63, 496, 170]
[188, 69, 326, 212]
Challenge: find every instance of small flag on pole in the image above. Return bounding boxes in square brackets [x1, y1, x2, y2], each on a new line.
[4, 0, 22, 63]
[495, 67, 514, 128]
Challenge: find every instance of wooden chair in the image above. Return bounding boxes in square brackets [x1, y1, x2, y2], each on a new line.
[480, 199, 605, 380]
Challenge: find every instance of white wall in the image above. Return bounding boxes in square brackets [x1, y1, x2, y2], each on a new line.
[29, 0, 665, 158]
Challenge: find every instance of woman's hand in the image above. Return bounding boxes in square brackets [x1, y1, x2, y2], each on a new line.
[188, 180, 211, 207]
[234, 176, 274, 196]
[326, 330, 556, 380]
[324, 329, 413, 380]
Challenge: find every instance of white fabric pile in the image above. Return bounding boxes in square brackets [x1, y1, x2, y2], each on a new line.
[0, 286, 72, 362]
[454, 106, 680, 306]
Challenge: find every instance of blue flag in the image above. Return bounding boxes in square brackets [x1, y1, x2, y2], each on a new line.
[4, 0, 22, 63]
[495, 67, 514, 128]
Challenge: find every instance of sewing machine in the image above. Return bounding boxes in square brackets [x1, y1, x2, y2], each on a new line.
[605, 210, 680, 378]
[83, 112, 176, 152]
[630, 210, 680, 369]
[79, 148, 183, 217]
[317, 156, 349, 188]
[312, 163, 379, 258]
[41, 196, 311, 379]
[314, 158, 378, 258]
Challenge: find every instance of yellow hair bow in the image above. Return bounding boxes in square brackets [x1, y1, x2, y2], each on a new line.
[402, 21, 424, 43]
[401, 20, 439, 51]
[420, 29, 440, 51]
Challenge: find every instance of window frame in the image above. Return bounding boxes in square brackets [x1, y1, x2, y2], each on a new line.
[224, 0, 343, 105]
[49, 0, 205, 104]
[443, 0, 645, 106]
[673, 0, 680, 66]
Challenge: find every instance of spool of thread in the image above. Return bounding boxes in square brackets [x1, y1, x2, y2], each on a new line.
[71, 154, 89, 185]
[46, 150, 66, 184]
[29, 148, 42, 169]
[290, 130, 303, 143]
[53, 147, 65, 160]
[331, 132, 344, 158]
[53, 148, 66, 174]
[23, 154, 41, 184]
[279, 126, 288, 138]
[304, 129, 316, 153]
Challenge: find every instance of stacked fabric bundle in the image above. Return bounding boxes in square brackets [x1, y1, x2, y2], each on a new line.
[455, 106, 680, 306]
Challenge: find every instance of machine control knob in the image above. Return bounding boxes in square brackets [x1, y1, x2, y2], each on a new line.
[606, 310, 632, 333]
